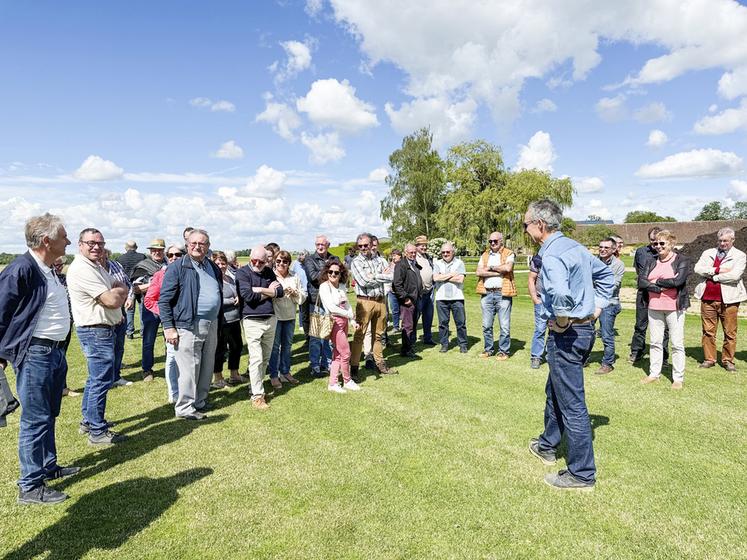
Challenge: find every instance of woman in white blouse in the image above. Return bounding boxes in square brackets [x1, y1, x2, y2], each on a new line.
[318, 261, 360, 393]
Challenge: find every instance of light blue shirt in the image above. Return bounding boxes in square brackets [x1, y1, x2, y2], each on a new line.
[538, 232, 614, 321]
[290, 260, 308, 292]
[192, 258, 221, 321]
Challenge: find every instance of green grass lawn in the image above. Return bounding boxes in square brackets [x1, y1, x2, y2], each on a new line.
[1, 288, 746, 559]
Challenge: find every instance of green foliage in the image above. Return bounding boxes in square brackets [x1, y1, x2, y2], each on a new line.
[572, 224, 619, 247]
[560, 217, 577, 237]
[695, 200, 747, 220]
[426, 236, 450, 256]
[380, 127, 446, 245]
[0, 253, 17, 265]
[624, 210, 677, 223]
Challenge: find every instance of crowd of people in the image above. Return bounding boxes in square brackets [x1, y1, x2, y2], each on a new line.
[0, 202, 744, 502]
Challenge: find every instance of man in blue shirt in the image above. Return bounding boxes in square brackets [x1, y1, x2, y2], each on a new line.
[524, 200, 614, 491]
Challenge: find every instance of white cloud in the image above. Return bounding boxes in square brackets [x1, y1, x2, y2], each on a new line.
[595, 95, 627, 122]
[385, 96, 476, 147]
[74, 155, 124, 181]
[727, 179, 747, 200]
[305, 0, 323, 17]
[574, 176, 604, 193]
[633, 101, 672, 123]
[256, 93, 303, 141]
[646, 129, 668, 147]
[189, 97, 236, 112]
[211, 140, 245, 160]
[241, 165, 286, 198]
[368, 167, 388, 182]
[693, 98, 747, 135]
[516, 131, 556, 172]
[532, 98, 558, 113]
[709, 104, 718, 113]
[296, 79, 378, 133]
[635, 149, 744, 179]
[273, 40, 312, 81]
[301, 131, 346, 164]
[718, 67, 747, 100]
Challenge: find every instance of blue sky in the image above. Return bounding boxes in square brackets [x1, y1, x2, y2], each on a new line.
[1, 0, 747, 252]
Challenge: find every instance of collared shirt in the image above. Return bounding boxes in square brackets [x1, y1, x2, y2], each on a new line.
[192, 257, 221, 321]
[105, 258, 134, 300]
[29, 251, 70, 341]
[351, 253, 389, 298]
[538, 231, 614, 320]
[416, 253, 433, 291]
[67, 254, 123, 326]
[484, 249, 515, 289]
[599, 255, 625, 303]
[433, 257, 465, 301]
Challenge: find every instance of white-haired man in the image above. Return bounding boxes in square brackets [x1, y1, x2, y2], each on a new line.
[433, 242, 467, 353]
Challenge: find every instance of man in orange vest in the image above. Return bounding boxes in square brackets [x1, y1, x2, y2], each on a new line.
[475, 232, 517, 360]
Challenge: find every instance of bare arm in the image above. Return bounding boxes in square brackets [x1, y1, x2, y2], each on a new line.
[97, 282, 128, 309]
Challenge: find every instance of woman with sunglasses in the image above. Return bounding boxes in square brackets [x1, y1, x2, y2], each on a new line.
[638, 230, 691, 389]
[143, 244, 184, 402]
[318, 262, 360, 393]
[268, 250, 307, 388]
[211, 251, 245, 389]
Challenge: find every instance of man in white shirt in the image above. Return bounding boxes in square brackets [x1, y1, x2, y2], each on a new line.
[433, 242, 467, 353]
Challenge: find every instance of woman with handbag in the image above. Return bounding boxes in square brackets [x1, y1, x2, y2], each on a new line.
[318, 262, 360, 393]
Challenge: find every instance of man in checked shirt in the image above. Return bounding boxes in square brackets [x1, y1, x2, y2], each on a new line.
[349, 233, 397, 379]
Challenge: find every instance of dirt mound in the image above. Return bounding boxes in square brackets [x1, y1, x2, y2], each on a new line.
[678, 226, 747, 296]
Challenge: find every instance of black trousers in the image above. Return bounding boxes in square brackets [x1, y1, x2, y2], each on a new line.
[630, 291, 668, 360]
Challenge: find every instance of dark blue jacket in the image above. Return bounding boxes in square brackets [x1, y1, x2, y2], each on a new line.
[0, 252, 48, 368]
[158, 256, 223, 330]
[235, 265, 283, 318]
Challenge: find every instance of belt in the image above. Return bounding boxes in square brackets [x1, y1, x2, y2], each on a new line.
[79, 323, 115, 329]
[484, 288, 503, 292]
[30, 337, 66, 349]
[356, 295, 384, 302]
[570, 315, 595, 325]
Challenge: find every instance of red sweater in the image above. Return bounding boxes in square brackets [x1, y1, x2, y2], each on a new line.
[702, 254, 723, 302]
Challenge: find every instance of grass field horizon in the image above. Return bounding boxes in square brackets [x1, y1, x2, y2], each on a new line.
[1, 275, 745, 559]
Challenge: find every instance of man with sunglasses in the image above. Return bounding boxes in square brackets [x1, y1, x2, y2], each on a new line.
[629, 226, 668, 364]
[594, 238, 625, 375]
[303, 235, 338, 377]
[475, 232, 517, 360]
[350, 233, 397, 378]
[433, 242, 467, 353]
[67, 228, 129, 445]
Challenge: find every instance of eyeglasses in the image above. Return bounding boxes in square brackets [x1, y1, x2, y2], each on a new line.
[275, 259, 290, 264]
[441, 251, 452, 255]
[80, 240, 106, 248]
[167, 252, 182, 258]
[523, 220, 538, 231]
[655, 241, 667, 247]
[188, 242, 208, 247]
[250, 259, 264, 266]
[53, 262, 64, 268]
[328, 270, 341, 276]
[357, 243, 370, 248]
[488, 239, 501, 244]
[598, 245, 613, 250]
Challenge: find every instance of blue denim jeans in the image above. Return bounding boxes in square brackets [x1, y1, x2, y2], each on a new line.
[539, 323, 596, 483]
[16, 342, 67, 491]
[113, 320, 127, 382]
[480, 292, 512, 354]
[436, 299, 467, 349]
[531, 303, 548, 358]
[141, 305, 160, 372]
[125, 299, 139, 336]
[388, 291, 401, 329]
[309, 304, 331, 371]
[599, 302, 621, 366]
[416, 289, 434, 343]
[268, 319, 295, 377]
[77, 325, 116, 437]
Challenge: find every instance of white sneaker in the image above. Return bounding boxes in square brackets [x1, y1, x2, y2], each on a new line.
[113, 378, 132, 387]
[327, 384, 346, 394]
[343, 380, 361, 391]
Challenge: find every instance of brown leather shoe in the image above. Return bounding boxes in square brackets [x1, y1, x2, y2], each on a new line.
[595, 364, 614, 375]
[251, 395, 270, 410]
[723, 362, 737, 372]
[640, 376, 659, 385]
[479, 351, 493, 358]
[698, 360, 716, 369]
[377, 363, 398, 375]
[671, 381, 684, 390]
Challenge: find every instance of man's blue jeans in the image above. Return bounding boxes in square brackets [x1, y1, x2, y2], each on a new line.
[436, 299, 467, 349]
[141, 306, 160, 372]
[480, 292, 512, 354]
[531, 303, 548, 358]
[412, 289, 434, 344]
[78, 325, 116, 437]
[16, 342, 66, 492]
[309, 304, 331, 371]
[599, 302, 621, 366]
[113, 320, 127, 382]
[388, 291, 401, 330]
[269, 319, 295, 378]
[539, 323, 596, 484]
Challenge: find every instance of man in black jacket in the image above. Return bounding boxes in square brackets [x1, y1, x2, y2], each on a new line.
[393, 244, 423, 357]
[116, 241, 146, 338]
[303, 235, 339, 377]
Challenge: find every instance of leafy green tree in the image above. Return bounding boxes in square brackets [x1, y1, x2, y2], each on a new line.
[381, 128, 445, 245]
[694, 201, 727, 221]
[729, 201, 747, 219]
[624, 210, 676, 223]
[573, 224, 619, 247]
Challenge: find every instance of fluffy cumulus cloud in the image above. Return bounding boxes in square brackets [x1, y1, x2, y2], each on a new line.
[73, 155, 124, 181]
[189, 97, 236, 112]
[635, 149, 744, 179]
[255, 93, 303, 141]
[516, 131, 556, 172]
[595, 95, 627, 122]
[532, 98, 558, 113]
[385, 96, 476, 147]
[211, 140, 245, 160]
[328, 0, 747, 131]
[240, 164, 287, 198]
[693, 98, 747, 135]
[296, 79, 378, 133]
[718, 68, 747, 99]
[646, 129, 668, 147]
[633, 102, 672, 123]
[273, 40, 313, 81]
[574, 176, 604, 193]
[727, 179, 747, 200]
[301, 131, 346, 164]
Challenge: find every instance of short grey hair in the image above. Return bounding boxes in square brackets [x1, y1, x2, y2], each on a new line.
[526, 199, 562, 231]
[187, 229, 210, 244]
[356, 232, 372, 245]
[125, 240, 137, 250]
[315, 234, 330, 245]
[718, 227, 735, 239]
[225, 249, 237, 262]
[441, 241, 455, 252]
[25, 213, 65, 249]
[404, 243, 416, 252]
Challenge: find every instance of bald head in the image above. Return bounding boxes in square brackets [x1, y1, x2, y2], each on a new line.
[250, 245, 267, 270]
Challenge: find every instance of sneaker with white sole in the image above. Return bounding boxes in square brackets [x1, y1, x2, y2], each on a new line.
[343, 380, 361, 391]
[113, 378, 132, 387]
[327, 384, 346, 394]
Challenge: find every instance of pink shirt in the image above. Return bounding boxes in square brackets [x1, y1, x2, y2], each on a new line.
[647, 257, 678, 311]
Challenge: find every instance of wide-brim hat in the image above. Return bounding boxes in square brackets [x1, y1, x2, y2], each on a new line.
[415, 235, 428, 245]
[147, 238, 166, 249]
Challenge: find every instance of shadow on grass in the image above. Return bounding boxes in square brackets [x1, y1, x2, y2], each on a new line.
[3, 468, 213, 560]
[555, 413, 610, 459]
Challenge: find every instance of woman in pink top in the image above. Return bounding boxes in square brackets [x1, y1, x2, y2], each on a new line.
[637, 230, 691, 389]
